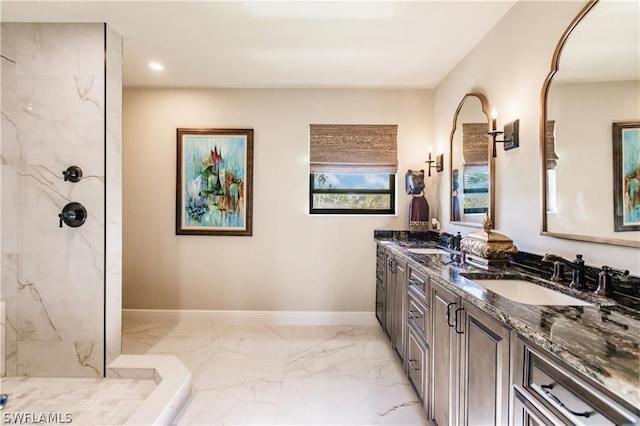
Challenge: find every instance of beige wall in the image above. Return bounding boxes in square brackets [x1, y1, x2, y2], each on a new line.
[123, 88, 435, 310]
[434, 1, 640, 274]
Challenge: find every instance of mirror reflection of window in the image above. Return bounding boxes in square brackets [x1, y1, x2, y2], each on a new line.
[546, 120, 558, 213]
[462, 165, 489, 215]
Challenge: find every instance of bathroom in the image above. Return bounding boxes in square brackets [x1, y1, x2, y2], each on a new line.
[1, 0, 638, 424]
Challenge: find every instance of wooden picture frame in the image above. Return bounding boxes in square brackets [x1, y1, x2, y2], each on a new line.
[613, 121, 640, 232]
[176, 128, 253, 236]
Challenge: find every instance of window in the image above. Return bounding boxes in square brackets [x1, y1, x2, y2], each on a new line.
[310, 172, 395, 214]
[462, 164, 489, 214]
[309, 124, 398, 215]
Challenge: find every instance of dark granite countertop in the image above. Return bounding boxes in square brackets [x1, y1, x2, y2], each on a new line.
[375, 237, 640, 411]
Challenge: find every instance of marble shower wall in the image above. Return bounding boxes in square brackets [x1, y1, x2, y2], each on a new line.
[1, 23, 122, 377]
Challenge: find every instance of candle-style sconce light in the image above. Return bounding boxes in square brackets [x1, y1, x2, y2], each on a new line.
[486, 109, 520, 158]
[426, 150, 444, 177]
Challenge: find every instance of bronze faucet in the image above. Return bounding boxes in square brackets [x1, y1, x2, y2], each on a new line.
[541, 254, 586, 288]
[595, 266, 629, 297]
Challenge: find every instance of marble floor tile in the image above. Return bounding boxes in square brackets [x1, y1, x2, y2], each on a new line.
[275, 378, 377, 425]
[122, 320, 427, 425]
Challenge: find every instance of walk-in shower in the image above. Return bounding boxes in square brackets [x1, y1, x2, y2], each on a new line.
[1, 22, 123, 378]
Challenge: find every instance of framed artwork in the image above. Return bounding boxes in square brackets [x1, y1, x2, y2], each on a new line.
[176, 128, 253, 236]
[613, 122, 640, 232]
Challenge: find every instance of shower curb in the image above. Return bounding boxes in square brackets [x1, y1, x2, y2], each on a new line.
[107, 354, 192, 425]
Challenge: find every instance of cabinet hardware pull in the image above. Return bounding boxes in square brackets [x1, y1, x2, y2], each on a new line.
[409, 310, 423, 320]
[446, 302, 456, 327]
[408, 359, 421, 371]
[540, 383, 596, 418]
[454, 307, 464, 334]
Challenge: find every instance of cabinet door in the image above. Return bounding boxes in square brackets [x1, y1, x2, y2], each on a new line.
[393, 258, 407, 360]
[384, 253, 394, 339]
[407, 326, 429, 403]
[431, 281, 460, 426]
[375, 246, 386, 328]
[459, 301, 510, 426]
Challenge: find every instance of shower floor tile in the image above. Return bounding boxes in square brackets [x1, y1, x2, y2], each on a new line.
[0, 376, 156, 425]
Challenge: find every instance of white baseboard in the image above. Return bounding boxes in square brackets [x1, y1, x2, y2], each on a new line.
[123, 309, 377, 326]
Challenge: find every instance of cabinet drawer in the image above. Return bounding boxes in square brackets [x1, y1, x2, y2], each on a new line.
[407, 327, 428, 402]
[516, 339, 638, 425]
[407, 292, 429, 343]
[408, 267, 429, 300]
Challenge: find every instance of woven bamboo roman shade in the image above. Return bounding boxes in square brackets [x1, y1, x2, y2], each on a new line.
[462, 123, 489, 165]
[309, 124, 398, 173]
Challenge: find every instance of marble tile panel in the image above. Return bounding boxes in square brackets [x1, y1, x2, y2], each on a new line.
[14, 23, 104, 77]
[275, 378, 377, 425]
[17, 164, 104, 255]
[286, 338, 367, 380]
[193, 340, 289, 390]
[105, 23, 123, 368]
[1, 166, 18, 252]
[225, 324, 294, 341]
[9, 75, 104, 170]
[1, 24, 17, 77]
[166, 322, 234, 339]
[368, 379, 428, 425]
[291, 324, 382, 344]
[17, 252, 103, 342]
[4, 340, 17, 376]
[1, 301, 4, 376]
[17, 341, 103, 377]
[1, 253, 18, 342]
[361, 340, 407, 380]
[1, 77, 20, 166]
[174, 378, 282, 426]
[145, 336, 219, 356]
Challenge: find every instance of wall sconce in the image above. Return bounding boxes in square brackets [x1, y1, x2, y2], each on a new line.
[425, 150, 444, 177]
[486, 109, 520, 158]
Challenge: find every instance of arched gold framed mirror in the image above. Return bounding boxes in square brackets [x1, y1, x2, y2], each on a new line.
[449, 93, 495, 228]
[540, 0, 640, 248]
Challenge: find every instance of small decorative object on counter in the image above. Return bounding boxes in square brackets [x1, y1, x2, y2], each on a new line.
[460, 215, 518, 268]
[406, 169, 430, 232]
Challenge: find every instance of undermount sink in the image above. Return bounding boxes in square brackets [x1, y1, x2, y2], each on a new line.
[472, 279, 593, 306]
[407, 248, 448, 255]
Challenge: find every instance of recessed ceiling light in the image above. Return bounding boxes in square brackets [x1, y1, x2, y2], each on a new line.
[149, 62, 164, 71]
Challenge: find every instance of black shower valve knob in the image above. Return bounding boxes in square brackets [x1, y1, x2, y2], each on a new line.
[59, 202, 87, 228]
[62, 166, 83, 183]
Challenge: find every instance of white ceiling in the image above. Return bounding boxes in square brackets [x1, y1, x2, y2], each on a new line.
[1, 1, 516, 89]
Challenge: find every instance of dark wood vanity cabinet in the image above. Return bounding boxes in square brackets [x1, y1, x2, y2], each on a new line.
[393, 258, 407, 361]
[375, 245, 386, 328]
[511, 335, 638, 426]
[374, 243, 637, 426]
[430, 280, 510, 426]
[459, 301, 510, 425]
[377, 244, 408, 360]
[431, 280, 461, 426]
[406, 266, 431, 415]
